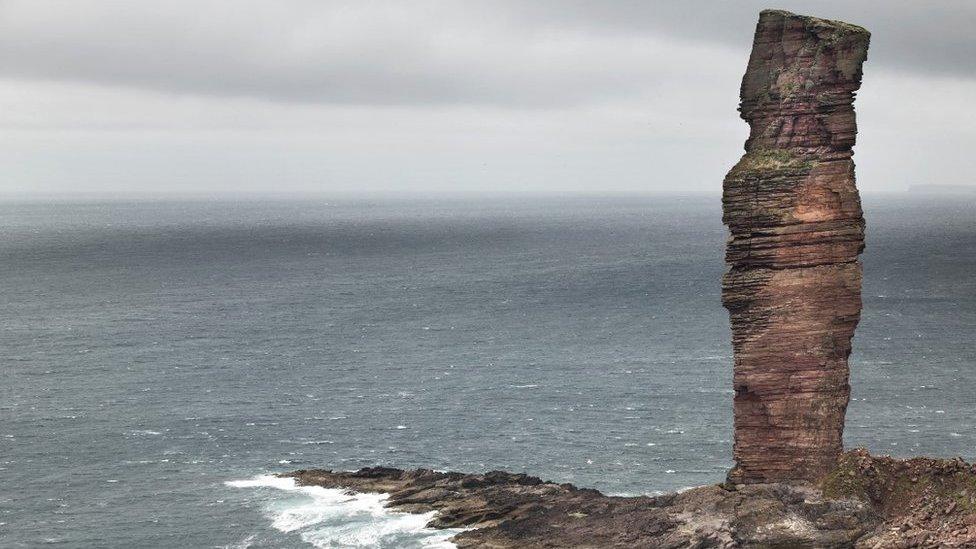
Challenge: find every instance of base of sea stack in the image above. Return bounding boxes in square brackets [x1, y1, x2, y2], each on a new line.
[285, 450, 976, 548]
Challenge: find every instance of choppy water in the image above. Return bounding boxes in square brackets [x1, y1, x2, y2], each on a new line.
[2, 195, 973, 548]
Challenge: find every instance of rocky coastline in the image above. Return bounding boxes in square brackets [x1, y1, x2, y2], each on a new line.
[284, 450, 976, 548]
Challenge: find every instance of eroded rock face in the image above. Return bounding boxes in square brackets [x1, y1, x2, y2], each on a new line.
[722, 10, 870, 484]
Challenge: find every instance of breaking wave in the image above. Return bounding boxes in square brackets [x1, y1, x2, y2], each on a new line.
[226, 475, 462, 548]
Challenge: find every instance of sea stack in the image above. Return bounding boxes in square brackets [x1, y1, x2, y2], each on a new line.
[722, 10, 870, 484]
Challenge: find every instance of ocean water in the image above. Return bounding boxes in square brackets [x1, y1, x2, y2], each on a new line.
[1, 195, 973, 548]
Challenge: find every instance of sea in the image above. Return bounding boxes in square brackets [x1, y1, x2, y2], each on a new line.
[2, 194, 973, 548]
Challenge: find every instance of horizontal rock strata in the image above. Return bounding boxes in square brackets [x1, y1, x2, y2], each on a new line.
[722, 9, 871, 484]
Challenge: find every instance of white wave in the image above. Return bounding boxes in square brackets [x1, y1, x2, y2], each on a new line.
[226, 475, 463, 548]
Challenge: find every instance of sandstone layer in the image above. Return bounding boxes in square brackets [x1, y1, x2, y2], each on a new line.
[722, 9, 871, 484]
[285, 450, 976, 548]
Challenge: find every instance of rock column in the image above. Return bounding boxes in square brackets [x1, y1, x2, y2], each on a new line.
[723, 10, 870, 484]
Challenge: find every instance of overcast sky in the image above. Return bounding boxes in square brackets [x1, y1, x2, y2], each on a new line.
[2, 0, 974, 198]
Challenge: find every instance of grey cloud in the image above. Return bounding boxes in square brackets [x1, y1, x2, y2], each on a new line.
[1, 1, 973, 196]
[2, 1, 973, 108]
[0, 1, 702, 107]
[503, 0, 976, 79]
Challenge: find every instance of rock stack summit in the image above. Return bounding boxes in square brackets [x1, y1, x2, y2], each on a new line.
[722, 9, 871, 484]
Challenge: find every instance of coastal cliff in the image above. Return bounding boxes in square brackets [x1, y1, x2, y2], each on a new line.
[722, 9, 870, 484]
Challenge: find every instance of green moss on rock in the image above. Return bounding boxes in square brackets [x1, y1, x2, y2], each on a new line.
[821, 449, 976, 515]
[729, 148, 815, 177]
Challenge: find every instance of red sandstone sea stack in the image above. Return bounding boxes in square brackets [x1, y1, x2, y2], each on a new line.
[722, 9, 871, 484]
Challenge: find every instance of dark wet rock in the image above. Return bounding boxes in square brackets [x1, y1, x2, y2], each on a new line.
[283, 464, 872, 548]
[284, 451, 976, 547]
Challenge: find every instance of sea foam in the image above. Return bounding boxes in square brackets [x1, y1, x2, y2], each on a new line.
[226, 475, 462, 548]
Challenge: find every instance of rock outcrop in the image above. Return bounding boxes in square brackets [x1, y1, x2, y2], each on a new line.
[285, 451, 976, 547]
[722, 9, 871, 484]
[284, 465, 876, 548]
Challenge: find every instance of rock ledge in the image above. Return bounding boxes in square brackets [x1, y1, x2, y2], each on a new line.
[284, 450, 976, 548]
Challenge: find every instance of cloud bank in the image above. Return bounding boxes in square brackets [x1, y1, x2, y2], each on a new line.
[1, 1, 973, 195]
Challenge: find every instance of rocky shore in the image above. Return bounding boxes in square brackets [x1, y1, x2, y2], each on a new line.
[284, 450, 976, 548]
